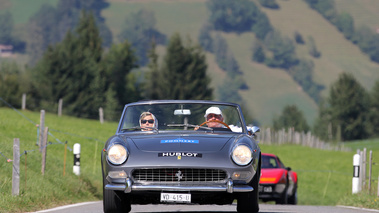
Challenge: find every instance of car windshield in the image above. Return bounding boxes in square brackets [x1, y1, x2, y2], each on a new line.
[119, 102, 245, 133]
[261, 155, 280, 169]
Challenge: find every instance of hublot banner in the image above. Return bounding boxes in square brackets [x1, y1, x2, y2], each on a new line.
[158, 152, 202, 158]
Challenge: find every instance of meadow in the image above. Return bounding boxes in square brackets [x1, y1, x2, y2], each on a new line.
[0, 106, 378, 212]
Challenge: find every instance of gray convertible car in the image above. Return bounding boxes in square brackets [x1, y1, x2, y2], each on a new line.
[101, 100, 261, 213]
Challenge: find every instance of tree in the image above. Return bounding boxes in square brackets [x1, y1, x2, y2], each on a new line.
[355, 25, 379, 63]
[258, 0, 279, 10]
[273, 105, 309, 132]
[144, 42, 162, 100]
[307, 36, 321, 58]
[147, 33, 213, 100]
[304, 0, 337, 22]
[328, 72, 370, 141]
[213, 34, 242, 75]
[118, 9, 166, 66]
[294, 31, 305, 44]
[264, 31, 298, 69]
[251, 41, 265, 63]
[198, 22, 214, 53]
[313, 99, 332, 141]
[0, 11, 25, 52]
[336, 12, 355, 40]
[55, 0, 112, 47]
[367, 80, 379, 137]
[0, 11, 13, 44]
[206, 0, 260, 33]
[288, 59, 324, 103]
[251, 11, 273, 40]
[217, 77, 243, 103]
[27, 0, 112, 65]
[31, 11, 105, 118]
[0, 62, 23, 108]
[26, 5, 58, 65]
[101, 40, 139, 108]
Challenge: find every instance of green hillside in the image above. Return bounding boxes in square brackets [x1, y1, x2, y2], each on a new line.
[2, 0, 379, 127]
[101, 0, 379, 126]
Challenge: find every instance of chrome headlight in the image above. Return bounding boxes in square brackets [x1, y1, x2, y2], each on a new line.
[107, 144, 127, 165]
[232, 145, 253, 166]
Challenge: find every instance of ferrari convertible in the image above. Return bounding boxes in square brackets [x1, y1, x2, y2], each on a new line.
[259, 153, 298, 204]
[101, 100, 261, 213]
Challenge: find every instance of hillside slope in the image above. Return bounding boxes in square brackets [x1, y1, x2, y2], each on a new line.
[103, 0, 379, 126]
[3, 0, 379, 127]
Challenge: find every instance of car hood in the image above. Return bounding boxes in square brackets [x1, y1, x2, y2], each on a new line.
[126, 134, 235, 152]
[260, 168, 286, 184]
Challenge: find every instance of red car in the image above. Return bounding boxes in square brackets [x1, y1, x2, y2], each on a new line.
[259, 153, 298, 204]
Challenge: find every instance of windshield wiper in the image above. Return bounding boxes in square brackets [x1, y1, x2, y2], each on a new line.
[167, 124, 213, 131]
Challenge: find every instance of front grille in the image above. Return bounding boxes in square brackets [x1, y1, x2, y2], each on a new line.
[132, 168, 227, 182]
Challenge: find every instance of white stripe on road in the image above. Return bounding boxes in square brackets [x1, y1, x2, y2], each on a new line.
[32, 201, 101, 213]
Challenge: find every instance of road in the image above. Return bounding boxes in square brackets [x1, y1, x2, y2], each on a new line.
[32, 201, 379, 213]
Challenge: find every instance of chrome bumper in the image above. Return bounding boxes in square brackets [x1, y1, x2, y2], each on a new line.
[105, 178, 254, 193]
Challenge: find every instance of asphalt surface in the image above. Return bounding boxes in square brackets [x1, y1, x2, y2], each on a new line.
[32, 201, 379, 213]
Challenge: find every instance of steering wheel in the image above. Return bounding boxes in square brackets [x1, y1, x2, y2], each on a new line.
[198, 120, 231, 130]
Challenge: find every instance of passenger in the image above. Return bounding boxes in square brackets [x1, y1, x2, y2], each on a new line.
[139, 112, 158, 131]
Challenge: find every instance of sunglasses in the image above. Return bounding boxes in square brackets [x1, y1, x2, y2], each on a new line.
[141, 119, 154, 124]
[207, 114, 222, 120]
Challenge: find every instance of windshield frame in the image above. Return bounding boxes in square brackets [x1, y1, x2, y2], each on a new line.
[116, 100, 248, 134]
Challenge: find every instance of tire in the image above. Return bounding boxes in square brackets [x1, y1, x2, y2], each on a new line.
[275, 185, 288, 205]
[103, 176, 131, 213]
[237, 157, 260, 213]
[288, 187, 297, 205]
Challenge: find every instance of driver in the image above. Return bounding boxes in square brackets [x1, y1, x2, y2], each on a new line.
[139, 112, 158, 131]
[204, 107, 224, 128]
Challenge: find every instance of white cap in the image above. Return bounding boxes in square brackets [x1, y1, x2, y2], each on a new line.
[204, 107, 223, 118]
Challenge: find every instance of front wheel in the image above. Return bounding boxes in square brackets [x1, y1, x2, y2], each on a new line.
[103, 177, 131, 213]
[288, 187, 297, 205]
[237, 161, 260, 212]
[275, 187, 288, 205]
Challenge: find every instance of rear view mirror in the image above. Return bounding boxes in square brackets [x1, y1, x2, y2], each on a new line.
[174, 109, 191, 115]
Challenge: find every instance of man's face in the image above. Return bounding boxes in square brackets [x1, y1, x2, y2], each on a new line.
[206, 113, 224, 128]
[141, 115, 155, 130]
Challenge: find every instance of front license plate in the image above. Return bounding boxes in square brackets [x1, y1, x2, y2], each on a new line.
[160, 192, 191, 203]
[263, 186, 272, 192]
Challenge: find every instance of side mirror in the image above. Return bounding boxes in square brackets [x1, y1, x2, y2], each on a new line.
[251, 126, 260, 134]
[247, 126, 260, 139]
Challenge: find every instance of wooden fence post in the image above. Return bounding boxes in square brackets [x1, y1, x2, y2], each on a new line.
[41, 127, 48, 175]
[363, 148, 367, 189]
[58, 98, 63, 117]
[12, 138, 20, 196]
[39, 110, 45, 152]
[21, 93, 26, 110]
[368, 150, 372, 193]
[99, 107, 104, 124]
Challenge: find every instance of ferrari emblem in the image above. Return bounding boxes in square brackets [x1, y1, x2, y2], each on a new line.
[175, 170, 183, 181]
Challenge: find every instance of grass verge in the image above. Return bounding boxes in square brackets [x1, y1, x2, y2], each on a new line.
[0, 107, 378, 212]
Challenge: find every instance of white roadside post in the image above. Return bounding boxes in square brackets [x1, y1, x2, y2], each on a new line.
[73, 143, 81, 176]
[352, 154, 360, 194]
